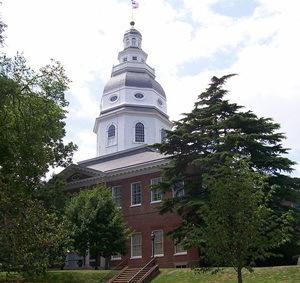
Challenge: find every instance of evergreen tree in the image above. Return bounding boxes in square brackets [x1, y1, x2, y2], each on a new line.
[155, 75, 300, 265]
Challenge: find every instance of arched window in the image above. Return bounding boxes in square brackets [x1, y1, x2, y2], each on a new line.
[107, 124, 117, 146]
[135, 122, 144, 142]
[108, 124, 116, 139]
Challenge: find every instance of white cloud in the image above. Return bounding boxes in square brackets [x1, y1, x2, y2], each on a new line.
[2, 0, 300, 176]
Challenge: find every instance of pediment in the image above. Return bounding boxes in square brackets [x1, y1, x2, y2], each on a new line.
[61, 164, 104, 184]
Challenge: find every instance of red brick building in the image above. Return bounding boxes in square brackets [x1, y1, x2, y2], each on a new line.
[63, 22, 199, 268]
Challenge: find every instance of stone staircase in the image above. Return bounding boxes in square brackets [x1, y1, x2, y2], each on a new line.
[108, 258, 159, 283]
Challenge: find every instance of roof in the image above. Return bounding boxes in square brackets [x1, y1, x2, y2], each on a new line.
[78, 145, 168, 173]
[103, 71, 166, 97]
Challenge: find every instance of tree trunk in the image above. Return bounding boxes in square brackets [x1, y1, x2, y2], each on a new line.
[237, 266, 242, 283]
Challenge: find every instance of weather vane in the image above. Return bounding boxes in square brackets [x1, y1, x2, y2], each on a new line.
[131, 0, 139, 24]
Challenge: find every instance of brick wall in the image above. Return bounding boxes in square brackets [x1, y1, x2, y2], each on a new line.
[108, 171, 199, 267]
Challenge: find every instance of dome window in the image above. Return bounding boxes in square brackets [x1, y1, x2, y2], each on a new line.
[107, 124, 117, 147]
[110, 95, 118, 102]
[134, 93, 144, 99]
[135, 122, 145, 143]
[132, 38, 136, 46]
[123, 57, 127, 62]
[108, 125, 116, 138]
[157, 99, 163, 106]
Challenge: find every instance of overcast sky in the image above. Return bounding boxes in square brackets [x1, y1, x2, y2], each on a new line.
[2, 0, 300, 176]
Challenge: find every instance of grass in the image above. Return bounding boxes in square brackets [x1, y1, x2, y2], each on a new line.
[152, 266, 300, 283]
[1, 266, 299, 283]
[0, 270, 117, 283]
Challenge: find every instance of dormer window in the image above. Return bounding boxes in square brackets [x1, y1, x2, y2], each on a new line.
[132, 56, 137, 61]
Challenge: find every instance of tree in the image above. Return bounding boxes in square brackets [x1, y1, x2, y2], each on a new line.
[189, 157, 292, 283]
[0, 54, 77, 191]
[0, 182, 71, 277]
[154, 75, 299, 266]
[66, 186, 130, 269]
[0, 51, 77, 276]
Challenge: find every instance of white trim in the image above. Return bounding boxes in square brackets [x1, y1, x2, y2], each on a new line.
[150, 200, 162, 204]
[174, 251, 187, 256]
[130, 204, 141, 207]
[130, 256, 142, 259]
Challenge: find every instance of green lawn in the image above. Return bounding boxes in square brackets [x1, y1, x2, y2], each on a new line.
[152, 266, 300, 283]
[1, 266, 299, 283]
[0, 270, 117, 283]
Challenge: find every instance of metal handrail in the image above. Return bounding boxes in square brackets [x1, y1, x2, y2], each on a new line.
[128, 257, 156, 283]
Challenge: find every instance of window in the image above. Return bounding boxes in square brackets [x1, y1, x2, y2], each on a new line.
[172, 181, 185, 198]
[112, 186, 122, 207]
[174, 241, 187, 255]
[134, 93, 144, 99]
[131, 233, 142, 258]
[131, 182, 141, 206]
[108, 125, 116, 138]
[161, 129, 167, 143]
[135, 122, 145, 142]
[107, 124, 117, 146]
[157, 98, 163, 106]
[123, 57, 127, 62]
[153, 230, 164, 256]
[132, 56, 137, 60]
[151, 177, 162, 203]
[126, 38, 130, 46]
[111, 253, 121, 260]
[132, 38, 136, 46]
[110, 95, 118, 102]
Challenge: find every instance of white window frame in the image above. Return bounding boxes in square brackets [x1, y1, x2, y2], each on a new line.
[106, 123, 117, 147]
[131, 233, 142, 259]
[174, 241, 187, 256]
[152, 230, 164, 257]
[150, 177, 162, 204]
[131, 182, 142, 207]
[112, 186, 122, 208]
[134, 122, 145, 143]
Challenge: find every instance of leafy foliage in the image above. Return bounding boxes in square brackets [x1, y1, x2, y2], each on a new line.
[0, 54, 77, 191]
[0, 51, 76, 276]
[66, 186, 130, 268]
[0, 183, 71, 277]
[154, 75, 299, 270]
